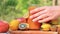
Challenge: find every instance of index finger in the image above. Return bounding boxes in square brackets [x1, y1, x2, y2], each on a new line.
[30, 6, 47, 14]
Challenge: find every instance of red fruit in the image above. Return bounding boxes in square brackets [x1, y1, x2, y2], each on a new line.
[17, 18, 27, 23]
[0, 20, 9, 33]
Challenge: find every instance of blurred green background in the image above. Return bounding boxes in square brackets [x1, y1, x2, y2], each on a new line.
[0, 0, 52, 22]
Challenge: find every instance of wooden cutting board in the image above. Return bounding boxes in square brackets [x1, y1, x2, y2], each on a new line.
[10, 31, 58, 34]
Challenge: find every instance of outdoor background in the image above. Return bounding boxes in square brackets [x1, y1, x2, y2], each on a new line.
[0, 0, 52, 22]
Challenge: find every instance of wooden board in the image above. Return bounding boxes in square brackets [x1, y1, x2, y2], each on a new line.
[0, 33, 8, 34]
[10, 31, 58, 34]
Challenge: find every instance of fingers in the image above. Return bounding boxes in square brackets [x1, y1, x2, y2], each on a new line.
[38, 17, 53, 23]
[30, 6, 47, 14]
[32, 14, 48, 22]
[30, 10, 48, 19]
[30, 6, 54, 23]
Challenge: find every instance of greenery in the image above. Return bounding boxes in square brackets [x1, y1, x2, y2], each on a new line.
[0, 0, 52, 22]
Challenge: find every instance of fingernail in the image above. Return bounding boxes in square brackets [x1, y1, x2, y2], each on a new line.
[38, 21, 44, 23]
[30, 16, 33, 19]
[32, 20, 35, 22]
[32, 20, 37, 23]
[38, 21, 42, 23]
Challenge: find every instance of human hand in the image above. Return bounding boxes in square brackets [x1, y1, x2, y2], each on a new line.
[30, 6, 60, 23]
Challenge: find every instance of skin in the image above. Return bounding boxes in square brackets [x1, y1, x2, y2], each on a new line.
[30, 6, 60, 23]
